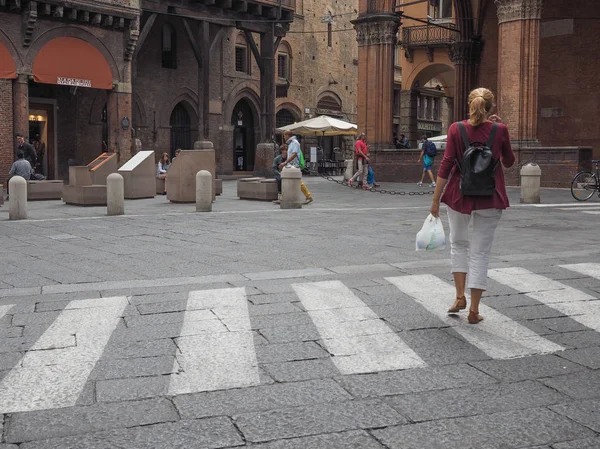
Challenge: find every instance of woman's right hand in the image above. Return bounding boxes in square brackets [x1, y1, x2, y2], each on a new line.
[430, 200, 440, 218]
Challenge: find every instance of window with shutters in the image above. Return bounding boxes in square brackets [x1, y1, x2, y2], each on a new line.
[277, 54, 289, 79]
[236, 47, 248, 73]
[235, 33, 250, 74]
[277, 41, 292, 81]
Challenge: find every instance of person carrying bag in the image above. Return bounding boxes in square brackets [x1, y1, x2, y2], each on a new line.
[429, 88, 516, 324]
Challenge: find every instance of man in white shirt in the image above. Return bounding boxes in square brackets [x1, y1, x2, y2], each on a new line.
[278, 131, 313, 204]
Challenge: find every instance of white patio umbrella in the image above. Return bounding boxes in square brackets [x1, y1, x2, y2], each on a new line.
[276, 115, 358, 136]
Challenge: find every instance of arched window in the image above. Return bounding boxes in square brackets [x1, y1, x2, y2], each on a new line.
[277, 41, 292, 81]
[235, 33, 250, 74]
[276, 109, 295, 128]
[162, 24, 177, 69]
[317, 94, 342, 112]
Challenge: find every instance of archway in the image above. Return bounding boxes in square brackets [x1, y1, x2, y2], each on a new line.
[231, 98, 257, 171]
[170, 102, 192, 157]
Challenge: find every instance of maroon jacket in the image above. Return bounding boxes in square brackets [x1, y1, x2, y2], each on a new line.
[438, 120, 516, 215]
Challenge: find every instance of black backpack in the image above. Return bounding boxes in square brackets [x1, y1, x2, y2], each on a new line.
[423, 141, 437, 157]
[456, 122, 499, 197]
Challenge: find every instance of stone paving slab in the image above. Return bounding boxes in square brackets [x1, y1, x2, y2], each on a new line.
[234, 399, 406, 443]
[542, 369, 600, 400]
[4, 398, 179, 444]
[469, 354, 586, 382]
[372, 407, 596, 449]
[557, 346, 600, 369]
[237, 430, 386, 449]
[337, 364, 497, 398]
[96, 376, 170, 403]
[550, 399, 600, 433]
[18, 417, 243, 449]
[551, 437, 600, 449]
[261, 358, 341, 382]
[173, 378, 351, 419]
[384, 380, 567, 422]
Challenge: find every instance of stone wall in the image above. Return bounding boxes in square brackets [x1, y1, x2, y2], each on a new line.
[371, 146, 593, 188]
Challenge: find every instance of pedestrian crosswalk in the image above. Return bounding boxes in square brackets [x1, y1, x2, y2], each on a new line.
[528, 203, 600, 215]
[0, 263, 599, 414]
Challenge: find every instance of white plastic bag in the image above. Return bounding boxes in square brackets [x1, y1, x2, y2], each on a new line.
[415, 214, 446, 251]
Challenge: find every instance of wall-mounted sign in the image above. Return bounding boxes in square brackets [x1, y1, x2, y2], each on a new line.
[418, 121, 442, 132]
[121, 117, 130, 130]
[57, 77, 92, 88]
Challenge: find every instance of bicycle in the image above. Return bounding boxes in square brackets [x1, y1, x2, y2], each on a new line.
[571, 160, 600, 201]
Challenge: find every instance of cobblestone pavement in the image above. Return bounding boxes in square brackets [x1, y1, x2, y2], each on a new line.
[0, 178, 599, 448]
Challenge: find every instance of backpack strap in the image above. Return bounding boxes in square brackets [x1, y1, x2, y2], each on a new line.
[456, 121, 470, 152]
[486, 122, 499, 149]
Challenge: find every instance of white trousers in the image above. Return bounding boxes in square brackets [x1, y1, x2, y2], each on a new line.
[447, 208, 502, 291]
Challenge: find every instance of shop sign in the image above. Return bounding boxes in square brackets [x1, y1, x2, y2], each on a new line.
[57, 77, 92, 88]
[418, 121, 442, 132]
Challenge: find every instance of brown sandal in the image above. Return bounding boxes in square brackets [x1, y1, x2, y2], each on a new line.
[448, 296, 467, 314]
[468, 310, 484, 324]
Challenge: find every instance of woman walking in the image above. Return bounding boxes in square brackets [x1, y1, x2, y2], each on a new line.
[429, 88, 515, 324]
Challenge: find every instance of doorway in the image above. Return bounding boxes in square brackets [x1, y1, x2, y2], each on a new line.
[170, 102, 192, 158]
[231, 98, 256, 171]
[28, 102, 56, 180]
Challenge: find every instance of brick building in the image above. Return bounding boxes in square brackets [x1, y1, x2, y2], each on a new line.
[0, 0, 358, 183]
[355, 0, 600, 186]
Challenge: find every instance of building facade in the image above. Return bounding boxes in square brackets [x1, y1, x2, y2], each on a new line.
[355, 0, 600, 186]
[0, 0, 358, 183]
[394, 0, 456, 147]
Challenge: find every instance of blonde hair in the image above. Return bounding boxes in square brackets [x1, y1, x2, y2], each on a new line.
[468, 88, 495, 127]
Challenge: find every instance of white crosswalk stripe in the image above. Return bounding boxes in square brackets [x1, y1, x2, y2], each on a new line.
[489, 267, 600, 332]
[0, 296, 128, 414]
[168, 287, 261, 395]
[292, 281, 426, 374]
[0, 304, 13, 320]
[387, 275, 565, 360]
[561, 263, 600, 280]
[1, 263, 600, 414]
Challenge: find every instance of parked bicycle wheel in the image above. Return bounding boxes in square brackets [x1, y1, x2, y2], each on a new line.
[571, 172, 598, 201]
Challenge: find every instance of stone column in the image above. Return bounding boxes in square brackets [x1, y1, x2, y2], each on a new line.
[260, 25, 276, 143]
[496, 0, 542, 146]
[449, 39, 482, 123]
[13, 74, 29, 148]
[352, 13, 400, 150]
[399, 90, 418, 148]
[445, 97, 454, 131]
[107, 83, 133, 162]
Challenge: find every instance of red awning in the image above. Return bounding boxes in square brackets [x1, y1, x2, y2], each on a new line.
[32, 37, 113, 90]
[0, 41, 16, 79]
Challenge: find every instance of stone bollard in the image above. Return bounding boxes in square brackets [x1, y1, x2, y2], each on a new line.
[8, 176, 27, 220]
[194, 140, 217, 202]
[106, 173, 125, 216]
[196, 170, 213, 212]
[344, 159, 354, 181]
[281, 166, 303, 210]
[520, 163, 542, 204]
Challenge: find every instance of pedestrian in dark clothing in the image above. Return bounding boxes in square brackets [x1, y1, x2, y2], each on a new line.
[15, 133, 37, 167]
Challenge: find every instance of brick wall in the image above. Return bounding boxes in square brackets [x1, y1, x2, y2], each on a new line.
[538, 0, 600, 158]
[0, 79, 14, 185]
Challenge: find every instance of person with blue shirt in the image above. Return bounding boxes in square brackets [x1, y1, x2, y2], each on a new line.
[418, 135, 437, 188]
